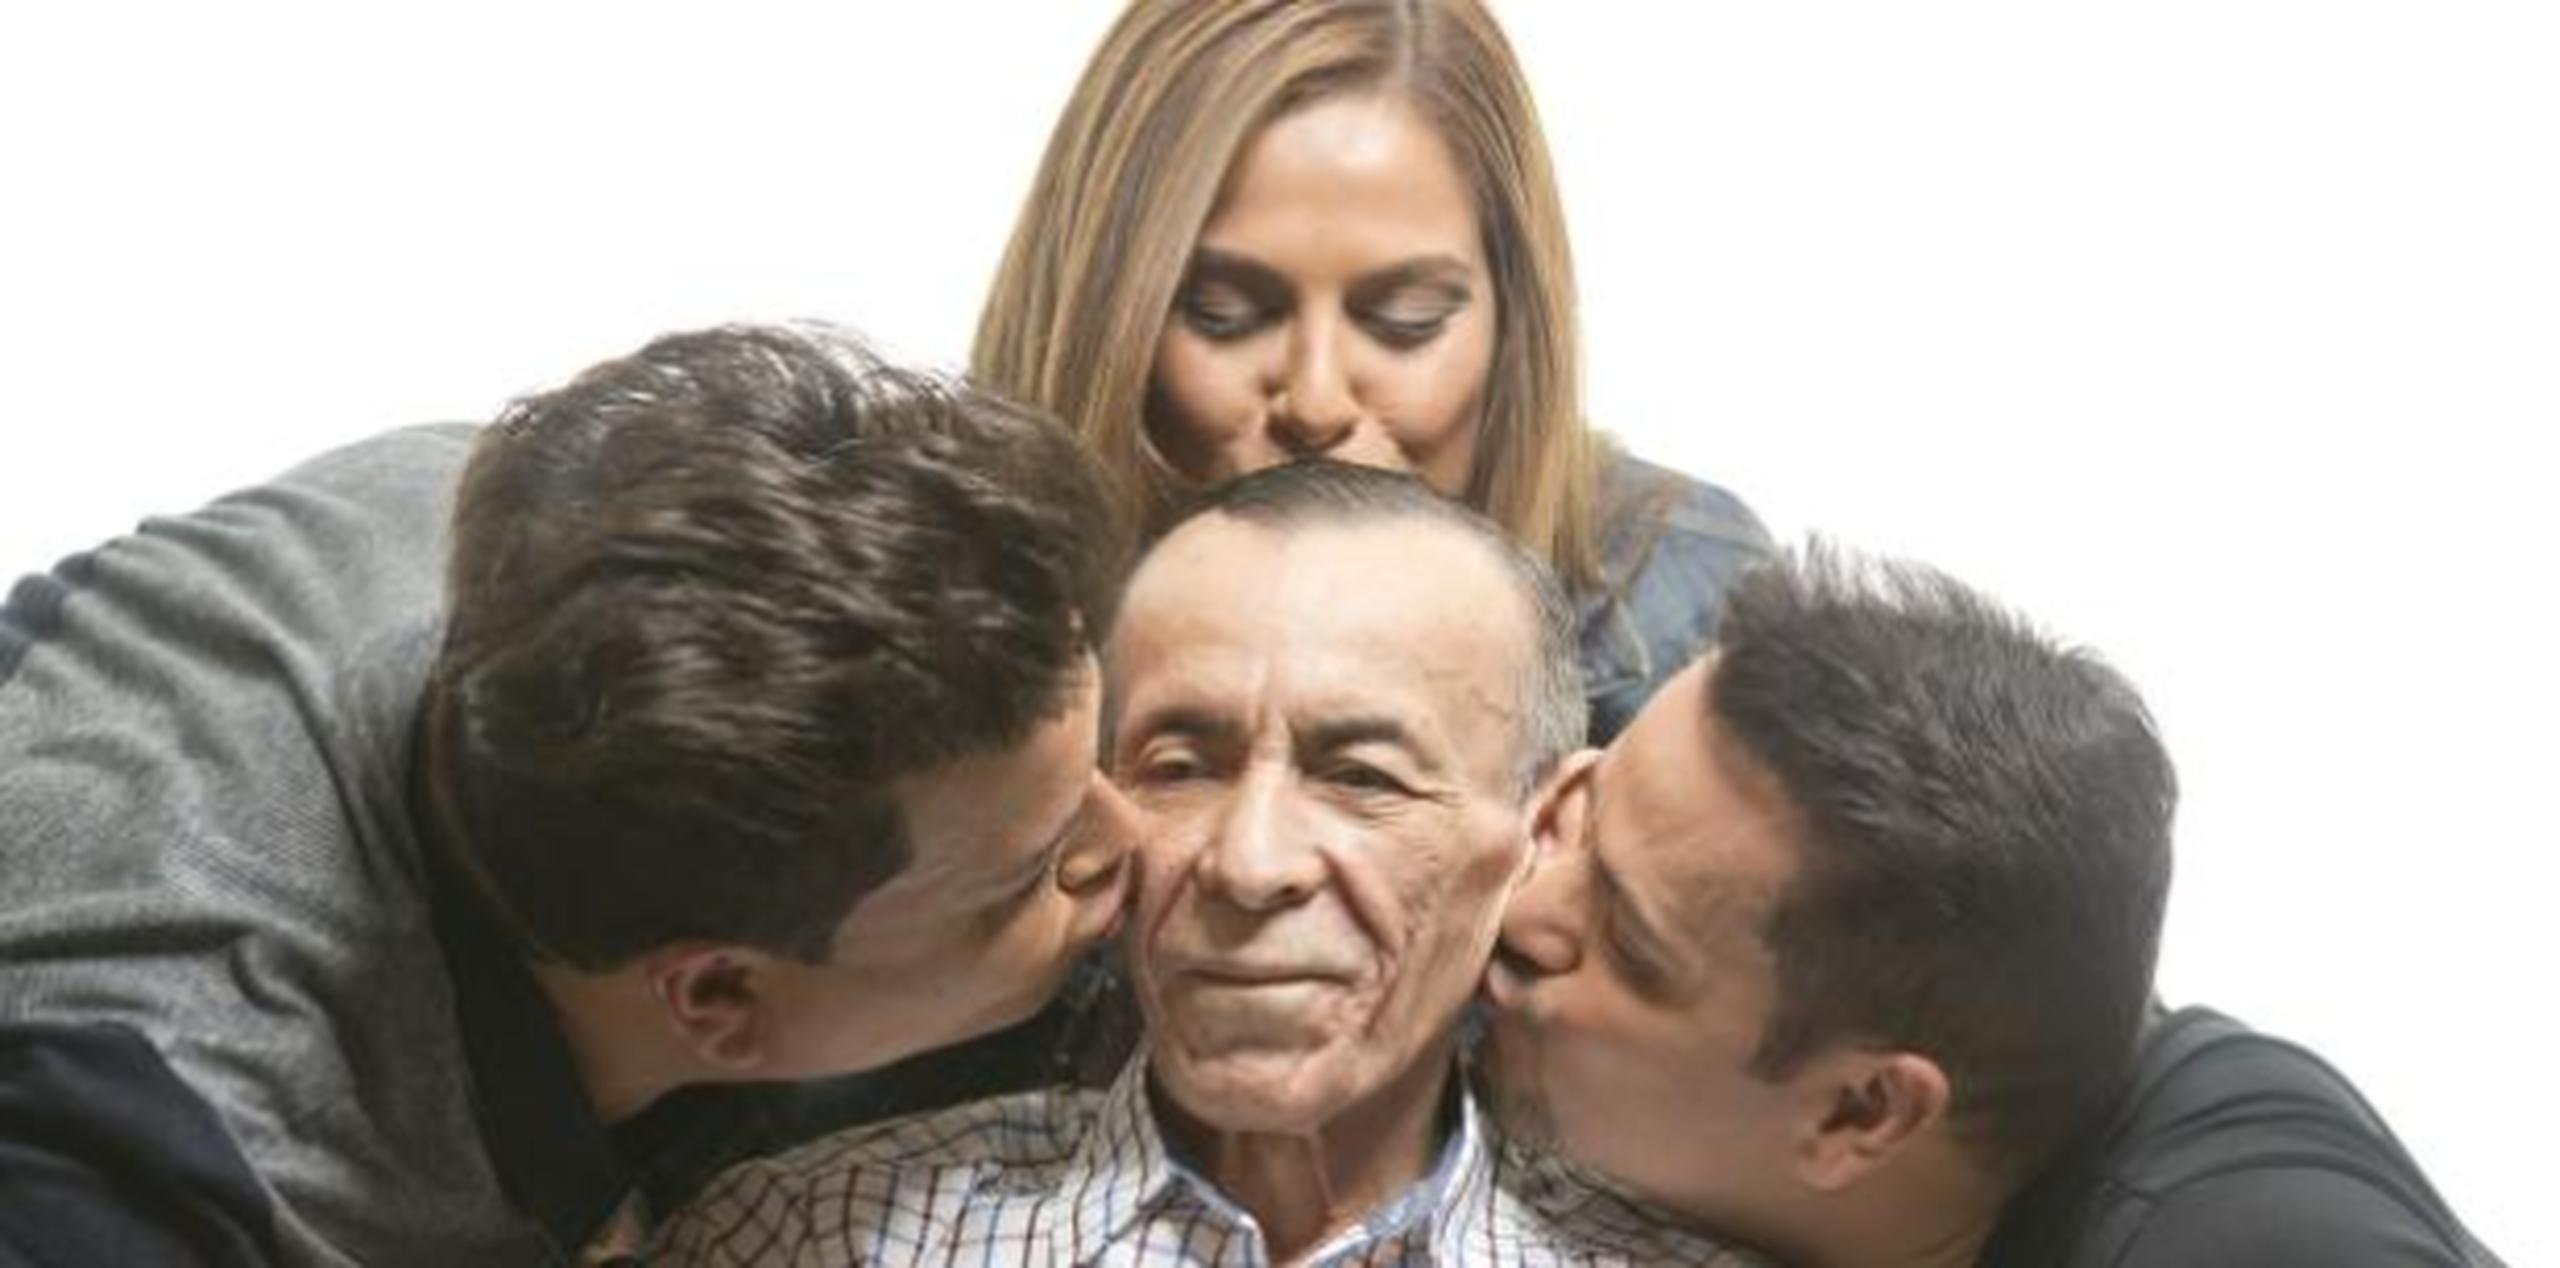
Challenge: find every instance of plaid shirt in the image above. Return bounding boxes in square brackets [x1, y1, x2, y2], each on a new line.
[653, 1053, 1765, 1266]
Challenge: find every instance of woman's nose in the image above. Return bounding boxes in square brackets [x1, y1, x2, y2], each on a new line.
[1268, 325, 1360, 454]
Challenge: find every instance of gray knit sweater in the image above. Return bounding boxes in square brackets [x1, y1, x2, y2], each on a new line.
[0, 425, 568, 1264]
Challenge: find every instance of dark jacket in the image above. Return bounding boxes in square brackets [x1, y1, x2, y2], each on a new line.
[1981, 1007, 2503, 1267]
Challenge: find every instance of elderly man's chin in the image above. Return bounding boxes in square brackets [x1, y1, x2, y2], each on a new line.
[1152, 1014, 1425, 1134]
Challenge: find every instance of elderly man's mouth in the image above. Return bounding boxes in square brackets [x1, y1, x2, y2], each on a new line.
[1167, 963, 1361, 1004]
[1176, 961, 1360, 990]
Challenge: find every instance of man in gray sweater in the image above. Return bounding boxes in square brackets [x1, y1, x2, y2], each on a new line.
[0, 324, 1138, 1266]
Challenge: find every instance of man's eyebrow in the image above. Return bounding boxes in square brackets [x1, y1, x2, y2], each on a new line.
[1593, 851, 1687, 988]
[1116, 702, 1241, 750]
[1593, 856, 1663, 948]
[1041, 792, 1094, 856]
[1585, 783, 1683, 983]
[1299, 715, 1443, 774]
[1003, 788, 1094, 896]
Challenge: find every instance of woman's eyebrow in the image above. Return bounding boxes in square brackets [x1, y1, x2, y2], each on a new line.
[1347, 256, 1478, 297]
[1184, 248, 1291, 297]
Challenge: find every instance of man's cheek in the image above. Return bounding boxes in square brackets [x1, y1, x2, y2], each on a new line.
[1128, 846, 1194, 933]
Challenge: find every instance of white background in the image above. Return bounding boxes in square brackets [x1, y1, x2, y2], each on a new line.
[3, 3, 2552, 1260]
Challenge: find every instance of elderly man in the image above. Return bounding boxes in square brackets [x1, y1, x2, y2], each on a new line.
[1484, 549, 2503, 1267]
[0, 325, 1137, 1266]
[659, 462, 1754, 1265]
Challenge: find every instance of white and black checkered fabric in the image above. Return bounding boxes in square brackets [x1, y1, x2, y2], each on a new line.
[653, 1053, 1765, 1266]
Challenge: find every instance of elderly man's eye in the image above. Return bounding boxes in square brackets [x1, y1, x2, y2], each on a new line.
[1131, 747, 1209, 785]
[1322, 762, 1409, 795]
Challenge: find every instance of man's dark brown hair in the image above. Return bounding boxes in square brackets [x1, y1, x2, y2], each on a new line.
[426, 323, 1124, 970]
[1711, 545, 2177, 1180]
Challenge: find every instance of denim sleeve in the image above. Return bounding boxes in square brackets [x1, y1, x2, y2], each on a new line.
[1578, 456, 1772, 744]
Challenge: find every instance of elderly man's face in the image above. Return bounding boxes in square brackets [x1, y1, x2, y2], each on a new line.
[1107, 513, 1535, 1133]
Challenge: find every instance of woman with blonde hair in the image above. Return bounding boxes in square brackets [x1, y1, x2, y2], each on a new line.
[696, 0, 1772, 1167]
[977, 0, 1766, 740]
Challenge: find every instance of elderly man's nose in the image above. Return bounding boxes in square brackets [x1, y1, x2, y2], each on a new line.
[1195, 778, 1326, 911]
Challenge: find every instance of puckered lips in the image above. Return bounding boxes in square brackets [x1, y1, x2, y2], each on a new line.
[1479, 942, 1538, 1014]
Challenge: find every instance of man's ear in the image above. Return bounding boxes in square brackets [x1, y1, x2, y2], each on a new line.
[1526, 748, 1602, 874]
[641, 942, 775, 1075]
[1791, 1049, 1953, 1192]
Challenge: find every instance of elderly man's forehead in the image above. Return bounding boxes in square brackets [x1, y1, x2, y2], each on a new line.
[1107, 513, 1536, 757]
[1121, 511, 1528, 630]
[1131, 504, 1505, 596]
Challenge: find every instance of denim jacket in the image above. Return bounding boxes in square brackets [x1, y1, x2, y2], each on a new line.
[1579, 451, 1772, 743]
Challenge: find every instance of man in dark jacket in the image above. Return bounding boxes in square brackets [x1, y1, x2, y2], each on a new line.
[1482, 546, 2501, 1267]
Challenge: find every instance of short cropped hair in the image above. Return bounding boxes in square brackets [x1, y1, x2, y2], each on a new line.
[426, 323, 1124, 970]
[1711, 545, 2176, 1177]
[1165, 460, 1584, 792]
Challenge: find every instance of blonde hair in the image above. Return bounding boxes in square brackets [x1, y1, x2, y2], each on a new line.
[973, 0, 1601, 588]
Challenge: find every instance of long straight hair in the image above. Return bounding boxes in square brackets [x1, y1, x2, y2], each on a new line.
[973, 0, 1602, 588]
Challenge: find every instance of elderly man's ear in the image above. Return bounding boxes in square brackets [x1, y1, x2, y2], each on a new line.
[1524, 749, 1602, 874]
[1786, 1048, 1955, 1192]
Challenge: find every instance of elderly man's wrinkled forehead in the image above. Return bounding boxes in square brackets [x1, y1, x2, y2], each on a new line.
[1107, 509, 1539, 793]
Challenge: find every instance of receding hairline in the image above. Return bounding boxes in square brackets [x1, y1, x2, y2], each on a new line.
[1126, 505, 1535, 630]
[1108, 508, 1545, 774]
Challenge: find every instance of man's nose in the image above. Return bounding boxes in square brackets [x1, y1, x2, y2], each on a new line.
[1267, 321, 1360, 455]
[1057, 770, 1139, 899]
[1194, 769, 1328, 912]
[1498, 844, 1587, 977]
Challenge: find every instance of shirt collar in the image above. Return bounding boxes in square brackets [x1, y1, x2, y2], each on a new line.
[1063, 1052, 1186, 1260]
[1064, 1050, 1494, 1264]
[1378, 1075, 1494, 1257]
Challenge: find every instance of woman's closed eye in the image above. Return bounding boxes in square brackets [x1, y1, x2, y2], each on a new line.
[1358, 289, 1468, 350]
[1177, 284, 1274, 340]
